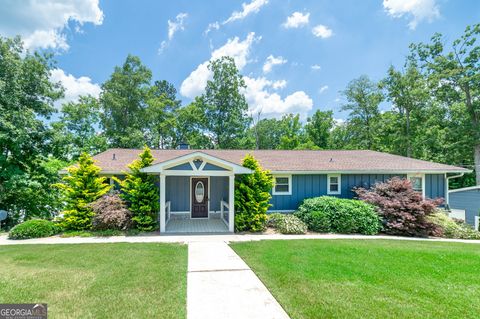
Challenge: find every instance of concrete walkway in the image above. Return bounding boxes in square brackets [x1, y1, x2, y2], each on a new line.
[1, 233, 480, 245]
[187, 241, 290, 319]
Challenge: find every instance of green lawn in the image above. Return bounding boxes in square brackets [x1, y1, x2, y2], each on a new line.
[0, 243, 187, 319]
[231, 239, 480, 319]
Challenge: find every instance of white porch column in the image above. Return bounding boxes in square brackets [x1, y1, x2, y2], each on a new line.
[228, 174, 235, 232]
[159, 173, 166, 233]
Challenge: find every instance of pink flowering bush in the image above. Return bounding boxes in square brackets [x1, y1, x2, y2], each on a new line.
[355, 177, 443, 237]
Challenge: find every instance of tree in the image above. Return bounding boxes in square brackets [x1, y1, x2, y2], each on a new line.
[200, 56, 251, 149]
[100, 55, 152, 148]
[305, 110, 334, 149]
[381, 64, 429, 157]
[145, 80, 180, 149]
[250, 118, 285, 149]
[55, 153, 111, 230]
[51, 95, 107, 160]
[119, 146, 159, 231]
[0, 36, 63, 225]
[341, 75, 383, 149]
[278, 114, 305, 150]
[410, 24, 480, 184]
[234, 154, 273, 232]
[175, 100, 213, 149]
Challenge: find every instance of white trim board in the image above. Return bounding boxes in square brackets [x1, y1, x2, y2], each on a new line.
[327, 173, 341, 195]
[141, 151, 252, 174]
[448, 185, 480, 193]
[272, 175, 292, 195]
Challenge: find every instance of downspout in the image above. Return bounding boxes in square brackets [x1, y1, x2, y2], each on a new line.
[445, 173, 465, 207]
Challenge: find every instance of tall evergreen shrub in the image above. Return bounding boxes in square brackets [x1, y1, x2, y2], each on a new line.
[119, 146, 159, 231]
[234, 154, 273, 232]
[55, 153, 111, 230]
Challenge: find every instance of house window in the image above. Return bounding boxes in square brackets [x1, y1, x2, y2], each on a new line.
[327, 174, 341, 195]
[408, 174, 425, 196]
[273, 176, 292, 195]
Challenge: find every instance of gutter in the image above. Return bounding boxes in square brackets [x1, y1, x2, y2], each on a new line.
[445, 173, 465, 206]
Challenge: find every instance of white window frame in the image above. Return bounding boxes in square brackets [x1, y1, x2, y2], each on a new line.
[407, 173, 425, 197]
[272, 175, 292, 195]
[327, 174, 341, 195]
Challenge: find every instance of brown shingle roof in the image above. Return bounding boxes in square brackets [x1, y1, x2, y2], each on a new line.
[88, 148, 469, 174]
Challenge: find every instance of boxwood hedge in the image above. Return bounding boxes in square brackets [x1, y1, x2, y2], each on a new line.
[294, 196, 381, 235]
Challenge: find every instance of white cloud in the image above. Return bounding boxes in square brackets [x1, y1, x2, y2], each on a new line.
[159, 12, 188, 53]
[223, 0, 269, 24]
[272, 80, 287, 90]
[311, 64, 321, 71]
[204, 22, 220, 35]
[50, 68, 101, 107]
[168, 13, 188, 40]
[0, 0, 103, 51]
[312, 25, 333, 38]
[383, 0, 440, 29]
[282, 12, 310, 29]
[319, 85, 329, 94]
[243, 77, 313, 117]
[180, 32, 260, 98]
[262, 55, 287, 73]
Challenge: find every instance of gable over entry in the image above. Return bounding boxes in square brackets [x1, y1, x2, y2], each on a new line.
[140, 152, 252, 233]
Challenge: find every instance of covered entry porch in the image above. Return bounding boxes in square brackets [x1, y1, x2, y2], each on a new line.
[141, 151, 252, 233]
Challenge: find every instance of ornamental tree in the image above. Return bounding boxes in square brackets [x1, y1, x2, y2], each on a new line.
[234, 154, 273, 232]
[355, 177, 443, 237]
[119, 146, 159, 231]
[55, 153, 111, 230]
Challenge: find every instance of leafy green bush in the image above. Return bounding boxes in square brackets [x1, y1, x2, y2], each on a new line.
[276, 215, 307, 234]
[295, 196, 381, 235]
[266, 213, 286, 228]
[55, 153, 111, 230]
[9, 220, 62, 240]
[428, 211, 480, 240]
[234, 154, 273, 232]
[119, 147, 159, 231]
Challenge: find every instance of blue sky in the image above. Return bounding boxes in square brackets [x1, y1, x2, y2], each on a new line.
[1, 0, 479, 120]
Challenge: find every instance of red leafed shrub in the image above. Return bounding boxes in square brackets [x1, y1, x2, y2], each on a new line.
[355, 177, 443, 237]
[89, 192, 132, 231]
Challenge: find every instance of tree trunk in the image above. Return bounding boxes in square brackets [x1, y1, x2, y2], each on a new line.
[475, 143, 480, 185]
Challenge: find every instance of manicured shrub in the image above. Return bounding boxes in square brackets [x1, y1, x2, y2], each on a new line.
[355, 177, 442, 237]
[266, 213, 286, 228]
[119, 147, 159, 232]
[428, 211, 480, 240]
[276, 215, 307, 234]
[9, 219, 62, 240]
[295, 196, 381, 235]
[234, 154, 273, 232]
[89, 192, 131, 231]
[55, 153, 111, 230]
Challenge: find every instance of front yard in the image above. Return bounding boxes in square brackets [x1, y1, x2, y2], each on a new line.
[231, 239, 480, 319]
[0, 243, 187, 319]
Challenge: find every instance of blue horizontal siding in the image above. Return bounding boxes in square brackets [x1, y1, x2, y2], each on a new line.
[449, 189, 480, 226]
